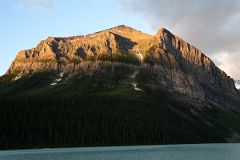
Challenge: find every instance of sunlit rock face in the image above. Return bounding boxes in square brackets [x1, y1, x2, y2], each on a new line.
[6, 25, 240, 110]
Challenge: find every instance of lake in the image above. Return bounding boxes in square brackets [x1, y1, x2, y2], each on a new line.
[0, 144, 240, 160]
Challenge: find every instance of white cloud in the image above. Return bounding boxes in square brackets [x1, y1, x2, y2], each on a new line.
[212, 51, 240, 80]
[17, 0, 56, 12]
[120, 0, 240, 79]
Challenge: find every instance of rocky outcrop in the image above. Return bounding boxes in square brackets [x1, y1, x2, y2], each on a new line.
[5, 25, 240, 110]
[151, 28, 239, 109]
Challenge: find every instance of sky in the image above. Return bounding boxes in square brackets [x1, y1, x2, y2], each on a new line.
[0, 0, 240, 79]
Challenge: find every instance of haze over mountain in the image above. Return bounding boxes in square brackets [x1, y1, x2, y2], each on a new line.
[0, 25, 240, 149]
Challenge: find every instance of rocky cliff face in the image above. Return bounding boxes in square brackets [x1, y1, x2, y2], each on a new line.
[6, 25, 240, 110]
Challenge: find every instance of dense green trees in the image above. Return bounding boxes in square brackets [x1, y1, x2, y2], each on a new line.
[0, 66, 239, 150]
[0, 90, 234, 150]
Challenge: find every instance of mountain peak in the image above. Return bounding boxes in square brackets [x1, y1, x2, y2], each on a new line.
[157, 27, 171, 34]
[155, 27, 175, 40]
[111, 25, 133, 30]
[108, 25, 150, 36]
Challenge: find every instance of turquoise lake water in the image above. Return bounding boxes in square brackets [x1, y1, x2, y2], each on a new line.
[0, 144, 240, 160]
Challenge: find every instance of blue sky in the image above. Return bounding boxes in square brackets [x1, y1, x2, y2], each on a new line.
[0, 0, 153, 76]
[1, 0, 240, 79]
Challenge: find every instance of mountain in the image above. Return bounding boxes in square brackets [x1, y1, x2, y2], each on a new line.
[4, 25, 240, 110]
[5, 25, 240, 110]
[1, 25, 240, 149]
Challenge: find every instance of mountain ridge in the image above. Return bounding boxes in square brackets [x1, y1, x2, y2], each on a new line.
[5, 25, 240, 110]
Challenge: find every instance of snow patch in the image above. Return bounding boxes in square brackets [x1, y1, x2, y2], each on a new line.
[56, 79, 62, 82]
[50, 72, 64, 86]
[14, 75, 22, 81]
[137, 53, 143, 60]
[50, 83, 57, 86]
[59, 72, 64, 78]
[132, 82, 143, 92]
[129, 70, 143, 92]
